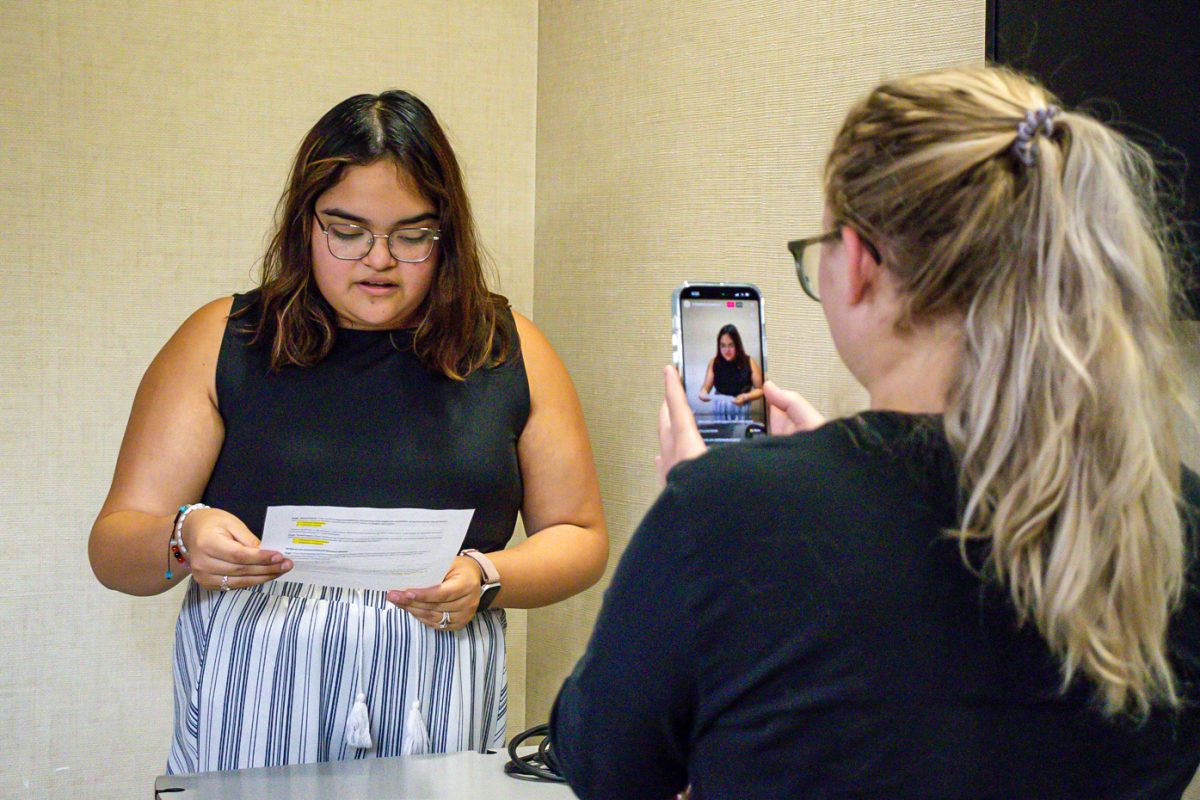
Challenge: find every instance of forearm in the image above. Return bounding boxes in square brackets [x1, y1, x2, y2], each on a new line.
[742, 388, 764, 402]
[89, 510, 188, 596]
[488, 523, 608, 609]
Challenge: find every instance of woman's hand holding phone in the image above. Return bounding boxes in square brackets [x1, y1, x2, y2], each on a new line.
[657, 366, 708, 486]
[657, 370, 828, 487]
[762, 381, 826, 434]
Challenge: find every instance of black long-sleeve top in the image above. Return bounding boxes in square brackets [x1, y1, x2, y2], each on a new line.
[551, 412, 1200, 799]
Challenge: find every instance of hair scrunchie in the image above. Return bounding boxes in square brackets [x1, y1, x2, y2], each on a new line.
[1012, 105, 1061, 167]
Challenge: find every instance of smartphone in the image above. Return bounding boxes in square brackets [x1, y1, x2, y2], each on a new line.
[672, 282, 768, 444]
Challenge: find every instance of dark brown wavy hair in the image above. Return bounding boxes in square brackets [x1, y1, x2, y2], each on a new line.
[714, 323, 750, 371]
[251, 89, 512, 379]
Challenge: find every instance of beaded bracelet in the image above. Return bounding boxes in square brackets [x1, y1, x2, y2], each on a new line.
[165, 503, 209, 580]
[165, 507, 185, 580]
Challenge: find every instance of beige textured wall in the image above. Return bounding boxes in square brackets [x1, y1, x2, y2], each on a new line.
[528, 0, 986, 722]
[0, 2, 535, 797]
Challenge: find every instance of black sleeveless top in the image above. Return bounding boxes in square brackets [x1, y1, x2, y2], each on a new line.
[712, 357, 752, 396]
[201, 292, 530, 553]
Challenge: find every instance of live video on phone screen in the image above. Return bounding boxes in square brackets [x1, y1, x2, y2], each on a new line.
[680, 296, 765, 426]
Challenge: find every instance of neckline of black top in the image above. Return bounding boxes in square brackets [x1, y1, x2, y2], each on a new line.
[332, 326, 416, 346]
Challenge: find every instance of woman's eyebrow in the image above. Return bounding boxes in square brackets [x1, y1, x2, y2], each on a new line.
[319, 207, 438, 226]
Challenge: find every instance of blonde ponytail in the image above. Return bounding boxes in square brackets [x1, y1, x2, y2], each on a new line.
[826, 66, 1191, 715]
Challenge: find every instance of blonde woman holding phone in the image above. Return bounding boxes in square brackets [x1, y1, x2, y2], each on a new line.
[552, 66, 1200, 799]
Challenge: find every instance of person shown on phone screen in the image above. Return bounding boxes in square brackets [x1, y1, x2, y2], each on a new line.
[696, 324, 763, 420]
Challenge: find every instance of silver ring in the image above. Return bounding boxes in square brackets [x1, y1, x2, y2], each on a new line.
[438, 611, 451, 629]
[220, 575, 230, 592]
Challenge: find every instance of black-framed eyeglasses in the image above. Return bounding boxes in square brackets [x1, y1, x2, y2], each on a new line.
[787, 228, 882, 302]
[315, 215, 441, 263]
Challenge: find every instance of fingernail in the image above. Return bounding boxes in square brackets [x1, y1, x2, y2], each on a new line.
[282, 561, 292, 570]
[405, 591, 417, 600]
[271, 553, 283, 563]
[386, 591, 400, 603]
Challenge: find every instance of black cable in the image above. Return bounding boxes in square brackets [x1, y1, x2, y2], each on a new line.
[503, 723, 566, 783]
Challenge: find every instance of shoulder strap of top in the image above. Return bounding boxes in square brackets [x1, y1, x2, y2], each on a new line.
[491, 300, 524, 369]
[214, 291, 265, 413]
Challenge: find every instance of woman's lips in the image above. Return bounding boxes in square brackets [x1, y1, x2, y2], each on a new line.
[356, 280, 398, 295]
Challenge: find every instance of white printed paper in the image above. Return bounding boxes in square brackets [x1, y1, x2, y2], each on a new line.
[260, 505, 475, 591]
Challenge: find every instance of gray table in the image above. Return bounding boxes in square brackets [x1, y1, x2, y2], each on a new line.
[154, 750, 575, 799]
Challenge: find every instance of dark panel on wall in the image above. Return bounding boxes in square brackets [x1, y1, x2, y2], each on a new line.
[989, 0, 1200, 316]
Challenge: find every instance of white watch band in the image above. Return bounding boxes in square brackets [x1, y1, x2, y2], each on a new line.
[459, 548, 500, 586]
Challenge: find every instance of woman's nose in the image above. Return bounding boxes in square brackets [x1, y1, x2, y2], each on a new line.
[362, 235, 396, 270]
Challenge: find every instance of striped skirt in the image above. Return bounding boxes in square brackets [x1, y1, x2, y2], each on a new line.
[711, 393, 750, 421]
[166, 578, 507, 774]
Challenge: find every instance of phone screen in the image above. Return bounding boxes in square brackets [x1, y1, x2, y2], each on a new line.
[674, 283, 767, 443]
